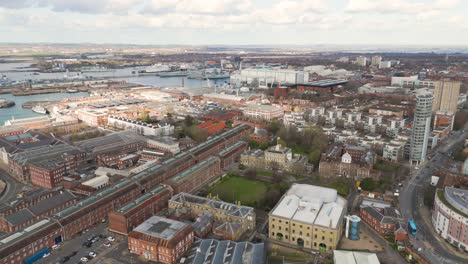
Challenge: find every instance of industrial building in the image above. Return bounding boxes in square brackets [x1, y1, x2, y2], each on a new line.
[268, 184, 347, 252]
[296, 79, 348, 93]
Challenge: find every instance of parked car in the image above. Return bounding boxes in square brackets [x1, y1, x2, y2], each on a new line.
[107, 236, 115, 242]
[104, 242, 111, 248]
[42, 253, 50, 258]
[80, 257, 89, 262]
[52, 245, 60, 250]
[89, 252, 97, 258]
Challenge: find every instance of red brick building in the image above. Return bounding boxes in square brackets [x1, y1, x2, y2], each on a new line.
[359, 206, 407, 241]
[165, 156, 221, 194]
[128, 216, 194, 264]
[218, 141, 247, 169]
[197, 121, 225, 135]
[108, 184, 173, 235]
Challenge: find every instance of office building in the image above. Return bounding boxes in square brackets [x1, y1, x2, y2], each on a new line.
[355, 56, 367, 67]
[371, 56, 382, 66]
[268, 184, 347, 252]
[410, 93, 433, 165]
[432, 80, 461, 113]
[242, 104, 284, 121]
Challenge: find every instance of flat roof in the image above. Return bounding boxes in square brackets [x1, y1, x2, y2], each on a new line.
[298, 79, 348, 87]
[133, 216, 188, 241]
[334, 250, 380, 264]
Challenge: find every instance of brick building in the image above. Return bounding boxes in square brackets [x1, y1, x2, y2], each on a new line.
[0, 190, 76, 233]
[218, 141, 247, 169]
[108, 184, 173, 235]
[128, 216, 194, 264]
[164, 156, 221, 194]
[359, 206, 407, 241]
[197, 121, 225, 135]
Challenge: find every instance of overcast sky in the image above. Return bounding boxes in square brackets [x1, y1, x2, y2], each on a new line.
[0, 0, 467, 46]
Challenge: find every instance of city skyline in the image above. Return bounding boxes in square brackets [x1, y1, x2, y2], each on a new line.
[0, 0, 467, 46]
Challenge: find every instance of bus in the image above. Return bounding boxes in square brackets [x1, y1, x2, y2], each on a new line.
[408, 220, 417, 236]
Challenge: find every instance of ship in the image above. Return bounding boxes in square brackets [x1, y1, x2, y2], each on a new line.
[159, 71, 189, 77]
[206, 73, 230, 79]
[0, 97, 15, 108]
[66, 88, 79, 93]
[32, 105, 48, 114]
[80, 66, 112, 73]
[144, 64, 171, 73]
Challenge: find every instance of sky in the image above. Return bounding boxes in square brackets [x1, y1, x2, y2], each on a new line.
[0, 0, 467, 46]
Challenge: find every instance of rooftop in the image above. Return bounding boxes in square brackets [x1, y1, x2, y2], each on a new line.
[299, 79, 348, 87]
[133, 216, 189, 241]
[333, 250, 380, 264]
[442, 187, 468, 217]
[270, 184, 346, 229]
[184, 238, 265, 264]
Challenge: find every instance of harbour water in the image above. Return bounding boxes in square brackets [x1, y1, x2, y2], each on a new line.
[0, 92, 89, 124]
[0, 62, 229, 124]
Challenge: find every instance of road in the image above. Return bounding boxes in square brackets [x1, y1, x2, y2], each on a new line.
[0, 168, 23, 202]
[399, 125, 468, 264]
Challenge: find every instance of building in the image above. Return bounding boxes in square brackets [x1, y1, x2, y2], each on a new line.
[296, 79, 348, 93]
[164, 156, 221, 194]
[128, 216, 194, 264]
[241, 144, 308, 173]
[434, 111, 455, 131]
[410, 93, 433, 165]
[356, 56, 367, 67]
[0, 190, 76, 233]
[9, 144, 84, 184]
[242, 104, 284, 121]
[108, 184, 173, 235]
[4, 116, 52, 129]
[333, 250, 380, 264]
[230, 68, 304, 85]
[197, 121, 225, 135]
[108, 116, 174, 136]
[379, 61, 392, 69]
[432, 187, 468, 252]
[169, 193, 255, 240]
[359, 206, 407, 241]
[432, 80, 461, 113]
[0, 126, 25, 137]
[0, 125, 251, 264]
[183, 239, 265, 264]
[76, 109, 108, 127]
[146, 137, 180, 154]
[268, 184, 347, 252]
[371, 56, 382, 66]
[319, 144, 379, 180]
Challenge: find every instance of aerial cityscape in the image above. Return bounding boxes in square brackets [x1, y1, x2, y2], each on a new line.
[0, 1, 467, 264]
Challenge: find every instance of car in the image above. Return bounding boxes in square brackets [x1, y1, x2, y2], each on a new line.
[52, 244, 60, 250]
[42, 253, 50, 258]
[104, 242, 111, 248]
[80, 257, 89, 262]
[91, 237, 99, 243]
[89, 252, 97, 258]
[107, 236, 115, 242]
[398, 182, 403, 187]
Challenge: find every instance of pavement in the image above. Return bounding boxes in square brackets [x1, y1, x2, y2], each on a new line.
[399, 125, 468, 264]
[0, 167, 24, 202]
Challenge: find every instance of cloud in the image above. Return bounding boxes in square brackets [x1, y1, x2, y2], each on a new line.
[346, 0, 459, 14]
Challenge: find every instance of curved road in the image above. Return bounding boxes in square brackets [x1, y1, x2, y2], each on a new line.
[399, 126, 467, 264]
[0, 168, 22, 202]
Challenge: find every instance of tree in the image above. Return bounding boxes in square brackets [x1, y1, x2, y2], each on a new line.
[184, 115, 195, 126]
[267, 120, 281, 136]
[244, 169, 257, 180]
[184, 126, 209, 142]
[225, 119, 233, 128]
[423, 186, 436, 208]
[360, 178, 376, 192]
[453, 110, 468, 131]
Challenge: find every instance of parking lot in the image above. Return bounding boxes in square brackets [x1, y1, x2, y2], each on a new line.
[35, 223, 125, 264]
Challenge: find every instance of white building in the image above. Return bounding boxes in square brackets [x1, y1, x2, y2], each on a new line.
[146, 136, 180, 154]
[410, 93, 433, 165]
[371, 56, 382, 66]
[333, 250, 380, 264]
[243, 104, 284, 121]
[355, 56, 367, 67]
[82, 175, 109, 190]
[107, 116, 174, 136]
[230, 68, 304, 86]
[379, 61, 392, 69]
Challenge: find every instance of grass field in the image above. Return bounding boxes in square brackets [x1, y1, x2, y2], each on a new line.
[209, 176, 269, 206]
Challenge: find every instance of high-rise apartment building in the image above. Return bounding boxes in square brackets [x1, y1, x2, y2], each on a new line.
[432, 80, 461, 113]
[371, 56, 382, 66]
[410, 93, 433, 165]
[355, 56, 367, 67]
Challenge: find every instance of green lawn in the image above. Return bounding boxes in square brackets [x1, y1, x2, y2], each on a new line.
[209, 176, 269, 206]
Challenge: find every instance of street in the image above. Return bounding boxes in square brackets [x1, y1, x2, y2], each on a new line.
[399, 125, 468, 264]
[0, 167, 24, 202]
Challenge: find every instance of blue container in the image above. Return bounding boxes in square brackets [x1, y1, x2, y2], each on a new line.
[349, 215, 361, 241]
[23, 247, 50, 264]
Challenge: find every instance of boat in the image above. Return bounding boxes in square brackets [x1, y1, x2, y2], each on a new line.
[32, 105, 48, 114]
[80, 66, 112, 73]
[0, 97, 15, 108]
[206, 73, 230, 79]
[159, 71, 189, 77]
[66, 88, 79, 93]
[144, 64, 171, 73]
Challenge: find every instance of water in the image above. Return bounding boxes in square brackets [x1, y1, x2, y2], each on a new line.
[0, 62, 229, 124]
[0, 92, 89, 124]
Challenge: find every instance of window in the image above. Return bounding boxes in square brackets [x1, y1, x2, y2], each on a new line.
[322, 236, 325, 240]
